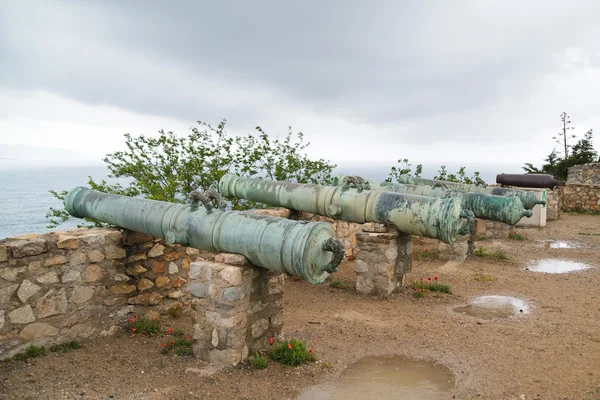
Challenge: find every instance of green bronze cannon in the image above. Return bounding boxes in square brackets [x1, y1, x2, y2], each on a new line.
[392, 174, 545, 210]
[63, 187, 344, 284]
[218, 174, 473, 244]
[332, 175, 533, 226]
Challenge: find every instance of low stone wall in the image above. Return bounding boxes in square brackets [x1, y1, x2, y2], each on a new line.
[567, 162, 600, 186]
[0, 228, 283, 364]
[294, 212, 361, 259]
[559, 184, 600, 212]
[546, 189, 561, 220]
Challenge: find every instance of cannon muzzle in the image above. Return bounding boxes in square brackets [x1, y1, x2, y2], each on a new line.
[496, 173, 565, 189]
[218, 174, 472, 244]
[64, 187, 344, 284]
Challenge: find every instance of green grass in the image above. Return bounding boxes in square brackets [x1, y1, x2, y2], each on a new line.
[579, 232, 600, 236]
[50, 341, 81, 353]
[328, 278, 349, 289]
[249, 353, 269, 369]
[473, 247, 507, 260]
[508, 231, 525, 240]
[565, 207, 600, 215]
[411, 281, 452, 294]
[131, 317, 161, 335]
[473, 272, 494, 282]
[160, 337, 194, 357]
[2, 345, 45, 362]
[269, 338, 316, 366]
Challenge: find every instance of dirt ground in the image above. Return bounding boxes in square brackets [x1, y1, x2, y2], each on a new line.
[1, 213, 599, 400]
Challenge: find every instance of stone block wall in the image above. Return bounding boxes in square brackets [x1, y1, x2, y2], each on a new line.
[559, 184, 600, 212]
[567, 162, 600, 185]
[190, 257, 283, 366]
[294, 211, 361, 258]
[484, 221, 511, 238]
[0, 228, 283, 365]
[546, 189, 561, 220]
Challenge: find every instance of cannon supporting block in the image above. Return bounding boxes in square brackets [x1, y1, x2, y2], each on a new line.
[355, 225, 412, 296]
[190, 256, 284, 367]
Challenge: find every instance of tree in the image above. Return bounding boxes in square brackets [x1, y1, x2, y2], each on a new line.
[46, 119, 337, 228]
[385, 159, 485, 185]
[385, 158, 423, 182]
[553, 112, 577, 158]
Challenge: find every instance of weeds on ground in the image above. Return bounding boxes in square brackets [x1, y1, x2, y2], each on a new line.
[474, 247, 507, 260]
[160, 333, 194, 357]
[128, 314, 161, 335]
[328, 278, 349, 289]
[564, 207, 600, 215]
[2, 345, 45, 362]
[473, 272, 494, 282]
[249, 353, 269, 369]
[268, 338, 316, 366]
[508, 230, 526, 240]
[579, 232, 600, 236]
[411, 276, 452, 298]
[413, 248, 440, 261]
[50, 341, 81, 353]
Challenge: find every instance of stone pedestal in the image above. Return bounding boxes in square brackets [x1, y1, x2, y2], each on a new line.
[189, 255, 284, 366]
[355, 224, 412, 296]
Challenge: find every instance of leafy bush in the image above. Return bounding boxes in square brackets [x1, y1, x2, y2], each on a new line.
[249, 353, 269, 369]
[269, 338, 316, 366]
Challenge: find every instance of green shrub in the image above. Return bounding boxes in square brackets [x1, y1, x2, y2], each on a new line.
[50, 341, 81, 353]
[131, 317, 161, 335]
[269, 338, 316, 366]
[3, 345, 45, 362]
[249, 353, 269, 369]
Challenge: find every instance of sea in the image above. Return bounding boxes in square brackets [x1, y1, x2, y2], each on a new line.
[0, 163, 519, 240]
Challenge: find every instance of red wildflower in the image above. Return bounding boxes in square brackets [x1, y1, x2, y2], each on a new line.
[427, 277, 431, 281]
[129, 318, 134, 323]
[414, 288, 417, 292]
[424, 249, 428, 252]
[162, 343, 166, 347]
[186, 336, 191, 340]
[420, 278, 423, 282]
[513, 231, 517, 234]
[268, 337, 274, 344]
[287, 343, 292, 349]
[152, 317, 157, 321]
[434, 276, 438, 281]
[167, 328, 173, 334]
[420, 289, 424, 293]
[309, 350, 313, 354]
[132, 327, 137, 332]
[133, 314, 138, 319]
[171, 340, 175, 345]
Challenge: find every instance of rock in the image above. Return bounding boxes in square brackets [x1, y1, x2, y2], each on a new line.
[57, 236, 80, 250]
[252, 208, 291, 218]
[0, 284, 19, 304]
[125, 264, 148, 276]
[222, 287, 240, 301]
[36, 271, 60, 284]
[44, 255, 68, 267]
[19, 322, 58, 340]
[36, 288, 68, 318]
[362, 222, 388, 233]
[168, 262, 179, 274]
[270, 312, 284, 327]
[151, 260, 165, 274]
[105, 245, 126, 260]
[190, 283, 207, 298]
[66, 323, 96, 338]
[214, 253, 247, 266]
[113, 274, 130, 282]
[219, 267, 243, 286]
[70, 286, 95, 304]
[0, 246, 7, 262]
[27, 261, 41, 271]
[0, 266, 26, 282]
[127, 253, 147, 263]
[137, 278, 155, 291]
[110, 284, 137, 295]
[88, 249, 105, 263]
[79, 232, 106, 244]
[168, 290, 184, 299]
[185, 248, 200, 256]
[17, 279, 42, 302]
[164, 249, 185, 262]
[4, 238, 47, 258]
[184, 366, 220, 376]
[61, 270, 82, 283]
[116, 305, 135, 317]
[127, 292, 163, 305]
[181, 257, 191, 271]
[85, 265, 105, 282]
[69, 252, 87, 266]
[148, 244, 165, 258]
[171, 277, 187, 288]
[355, 275, 374, 294]
[211, 328, 219, 347]
[251, 318, 269, 339]
[8, 305, 35, 324]
[190, 261, 212, 280]
[123, 231, 153, 246]
[0, 310, 4, 329]
[100, 325, 122, 337]
[155, 276, 171, 288]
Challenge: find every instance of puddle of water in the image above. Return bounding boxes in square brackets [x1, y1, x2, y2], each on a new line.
[548, 241, 581, 249]
[453, 295, 529, 320]
[526, 259, 589, 273]
[288, 356, 455, 400]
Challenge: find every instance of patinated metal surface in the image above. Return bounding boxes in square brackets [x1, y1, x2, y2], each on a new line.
[332, 176, 533, 225]
[218, 174, 472, 244]
[392, 174, 545, 210]
[496, 173, 565, 189]
[64, 187, 344, 284]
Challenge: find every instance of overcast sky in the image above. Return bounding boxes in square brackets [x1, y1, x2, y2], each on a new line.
[1, 0, 599, 171]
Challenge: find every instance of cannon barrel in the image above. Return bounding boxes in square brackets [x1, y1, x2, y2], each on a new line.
[394, 174, 545, 210]
[218, 174, 472, 244]
[496, 173, 565, 189]
[64, 187, 343, 284]
[336, 178, 533, 226]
